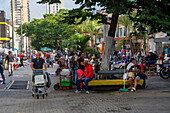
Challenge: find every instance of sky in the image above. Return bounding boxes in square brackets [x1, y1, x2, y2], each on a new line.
[0, 0, 80, 21]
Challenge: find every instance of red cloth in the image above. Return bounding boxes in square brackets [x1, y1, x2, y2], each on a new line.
[139, 64, 143, 71]
[84, 64, 93, 79]
[77, 69, 84, 87]
[46, 53, 51, 57]
[19, 53, 23, 59]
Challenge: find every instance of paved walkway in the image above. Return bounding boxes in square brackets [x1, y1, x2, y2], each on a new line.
[0, 66, 170, 113]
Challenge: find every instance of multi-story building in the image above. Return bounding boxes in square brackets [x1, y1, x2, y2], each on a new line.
[10, 0, 30, 53]
[46, 0, 64, 14]
[0, 11, 11, 49]
[10, 0, 30, 28]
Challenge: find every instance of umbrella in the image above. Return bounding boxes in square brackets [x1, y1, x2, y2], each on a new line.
[14, 48, 19, 51]
[41, 47, 51, 51]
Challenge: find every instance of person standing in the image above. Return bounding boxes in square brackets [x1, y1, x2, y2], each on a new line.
[126, 49, 131, 60]
[51, 51, 56, 65]
[31, 50, 37, 62]
[0, 58, 5, 84]
[68, 52, 76, 84]
[5, 51, 15, 76]
[19, 52, 24, 67]
[77, 52, 85, 88]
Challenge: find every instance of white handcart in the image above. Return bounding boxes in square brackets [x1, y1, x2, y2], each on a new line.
[32, 69, 49, 99]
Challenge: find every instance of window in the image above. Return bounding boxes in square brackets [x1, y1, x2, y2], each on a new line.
[119, 27, 125, 37]
[127, 26, 129, 37]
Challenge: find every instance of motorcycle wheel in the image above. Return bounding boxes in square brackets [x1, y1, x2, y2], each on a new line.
[160, 68, 169, 79]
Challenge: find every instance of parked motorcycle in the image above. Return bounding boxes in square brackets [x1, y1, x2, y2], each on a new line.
[158, 63, 170, 79]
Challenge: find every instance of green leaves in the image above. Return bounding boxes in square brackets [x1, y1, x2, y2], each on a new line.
[129, 0, 170, 35]
[37, 0, 61, 4]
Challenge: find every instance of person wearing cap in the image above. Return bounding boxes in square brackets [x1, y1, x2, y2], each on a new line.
[146, 50, 158, 70]
[75, 59, 93, 94]
[118, 55, 128, 68]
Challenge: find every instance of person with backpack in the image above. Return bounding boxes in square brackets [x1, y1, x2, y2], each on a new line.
[5, 51, 15, 76]
[0, 58, 5, 84]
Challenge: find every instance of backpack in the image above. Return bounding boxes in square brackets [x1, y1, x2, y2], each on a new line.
[69, 56, 75, 68]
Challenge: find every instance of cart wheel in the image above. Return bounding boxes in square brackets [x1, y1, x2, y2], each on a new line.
[36, 95, 39, 99]
[54, 83, 59, 90]
[42, 95, 45, 99]
[32, 94, 34, 97]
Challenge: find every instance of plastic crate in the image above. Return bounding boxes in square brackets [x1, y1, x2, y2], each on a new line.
[60, 82, 71, 86]
[60, 86, 71, 90]
[61, 80, 71, 83]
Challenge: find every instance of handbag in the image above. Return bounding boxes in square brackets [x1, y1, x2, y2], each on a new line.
[127, 72, 135, 79]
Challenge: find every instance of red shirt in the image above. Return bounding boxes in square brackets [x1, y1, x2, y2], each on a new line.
[84, 64, 93, 79]
[19, 53, 23, 59]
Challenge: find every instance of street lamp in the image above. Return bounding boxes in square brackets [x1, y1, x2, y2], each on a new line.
[11, 0, 14, 51]
[20, 6, 23, 52]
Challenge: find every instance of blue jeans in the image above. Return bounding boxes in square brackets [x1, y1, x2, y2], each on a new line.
[77, 76, 92, 91]
[0, 65, 5, 83]
[141, 74, 146, 87]
[72, 66, 78, 84]
[146, 60, 156, 70]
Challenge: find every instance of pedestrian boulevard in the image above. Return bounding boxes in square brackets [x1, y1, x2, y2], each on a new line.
[0, 66, 169, 113]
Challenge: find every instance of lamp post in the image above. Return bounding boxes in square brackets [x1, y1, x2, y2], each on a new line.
[20, 5, 23, 52]
[11, 0, 14, 51]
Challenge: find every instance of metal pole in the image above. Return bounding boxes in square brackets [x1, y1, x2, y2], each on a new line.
[20, 6, 23, 52]
[49, 0, 51, 14]
[25, 25, 27, 57]
[11, 0, 14, 51]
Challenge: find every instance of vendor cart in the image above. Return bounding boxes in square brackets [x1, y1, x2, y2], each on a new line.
[54, 69, 72, 90]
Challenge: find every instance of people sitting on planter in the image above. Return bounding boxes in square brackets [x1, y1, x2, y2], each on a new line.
[128, 58, 147, 92]
[75, 59, 93, 94]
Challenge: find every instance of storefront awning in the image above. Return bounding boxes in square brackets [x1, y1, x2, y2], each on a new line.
[154, 36, 170, 42]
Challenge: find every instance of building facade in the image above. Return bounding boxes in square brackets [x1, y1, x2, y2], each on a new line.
[46, 0, 64, 14]
[0, 11, 11, 49]
[10, 0, 30, 53]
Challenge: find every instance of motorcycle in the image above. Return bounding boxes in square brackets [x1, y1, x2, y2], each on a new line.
[158, 63, 170, 79]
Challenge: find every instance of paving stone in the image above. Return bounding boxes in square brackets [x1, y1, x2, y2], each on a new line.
[0, 66, 170, 113]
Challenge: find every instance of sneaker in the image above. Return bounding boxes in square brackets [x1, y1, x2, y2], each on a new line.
[133, 88, 136, 92]
[75, 90, 81, 94]
[86, 91, 89, 94]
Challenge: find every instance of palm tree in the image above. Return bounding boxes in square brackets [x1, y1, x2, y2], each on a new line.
[118, 14, 134, 55]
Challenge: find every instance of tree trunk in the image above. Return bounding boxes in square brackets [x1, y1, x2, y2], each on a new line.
[100, 12, 119, 70]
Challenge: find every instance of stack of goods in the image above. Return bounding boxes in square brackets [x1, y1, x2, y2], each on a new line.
[60, 69, 72, 90]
